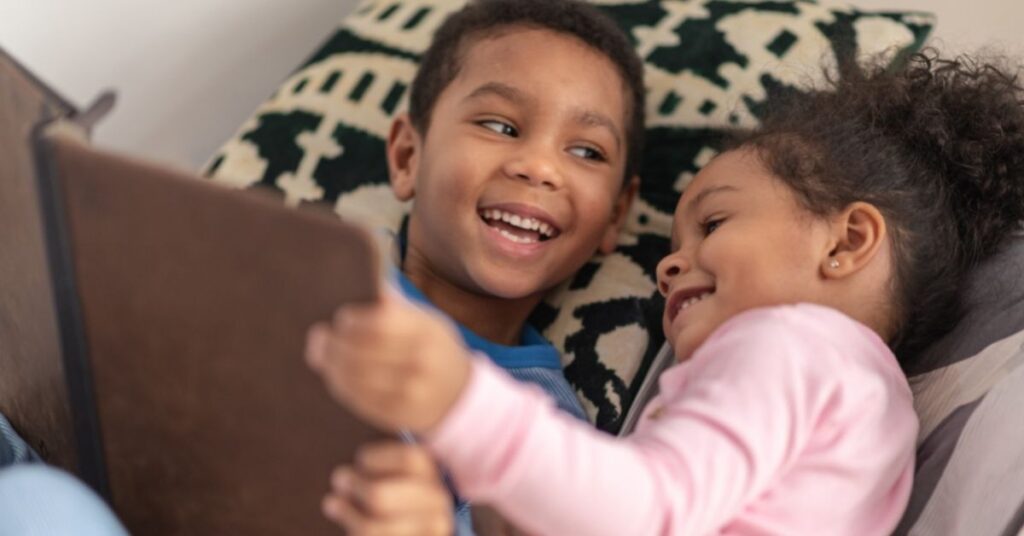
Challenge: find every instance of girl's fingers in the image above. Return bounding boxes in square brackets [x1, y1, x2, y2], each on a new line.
[320, 331, 402, 381]
[331, 303, 364, 332]
[332, 453, 450, 518]
[332, 300, 406, 336]
[345, 474, 451, 517]
[330, 466, 355, 495]
[355, 515, 454, 536]
[322, 492, 368, 531]
[324, 494, 451, 536]
[356, 442, 439, 481]
[304, 323, 331, 369]
[323, 308, 419, 370]
[365, 479, 451, 517]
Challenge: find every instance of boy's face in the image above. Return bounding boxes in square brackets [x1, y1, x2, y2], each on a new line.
[389, 27, 635, 300]
[656, 149, 834, 361]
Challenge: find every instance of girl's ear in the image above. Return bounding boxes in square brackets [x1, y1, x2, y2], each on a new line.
[599, 175, 640, 254]
[822, 201, 887, 278]
[386, 114, 420, 201]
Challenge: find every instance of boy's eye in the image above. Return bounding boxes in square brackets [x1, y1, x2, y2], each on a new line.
[568, 146, 606, 162]
[479, 120, 518, 137]
[702, 218, 723, 236]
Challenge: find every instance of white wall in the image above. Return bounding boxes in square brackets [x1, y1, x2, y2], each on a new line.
[0, 0, 1020, 172]
[0, 0, 358, 172]
[854, 0, 1024, 54]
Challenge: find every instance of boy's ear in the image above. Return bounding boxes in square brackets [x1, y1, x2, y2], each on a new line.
[822, 201, 887, 279]
[386, 113, 421, 201]
[599, 175, 639, 255]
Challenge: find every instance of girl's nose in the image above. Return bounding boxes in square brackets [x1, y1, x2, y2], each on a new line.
[656, 252, 690, 296]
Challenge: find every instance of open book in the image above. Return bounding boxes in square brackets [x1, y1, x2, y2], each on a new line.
[1, 47, 384, 535]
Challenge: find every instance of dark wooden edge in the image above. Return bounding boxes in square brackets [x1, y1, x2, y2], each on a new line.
[31, 127, 111, 499]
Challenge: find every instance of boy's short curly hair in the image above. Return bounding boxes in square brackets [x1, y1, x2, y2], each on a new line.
[408, 0, 645, 183]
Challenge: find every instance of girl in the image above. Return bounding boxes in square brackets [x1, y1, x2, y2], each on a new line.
[307, 51, 1024, 535]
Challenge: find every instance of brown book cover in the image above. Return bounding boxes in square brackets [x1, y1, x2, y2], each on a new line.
[3, 47, 387, 534]
[35, 128, 386, 535]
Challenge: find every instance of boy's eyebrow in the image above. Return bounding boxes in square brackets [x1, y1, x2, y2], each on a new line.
[686, 185, 738, 214]
[464, 82, 531, 106]
[573, 109, 622, 151]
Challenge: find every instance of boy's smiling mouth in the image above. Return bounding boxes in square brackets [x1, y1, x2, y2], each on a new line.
[478, 205, 561, 245]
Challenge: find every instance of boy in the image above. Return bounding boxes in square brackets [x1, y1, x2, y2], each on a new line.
[309, 0, 646, 533]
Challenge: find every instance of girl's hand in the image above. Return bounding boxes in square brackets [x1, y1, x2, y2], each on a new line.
[322, 442, 453, 536]
[306, 286, 472, 433]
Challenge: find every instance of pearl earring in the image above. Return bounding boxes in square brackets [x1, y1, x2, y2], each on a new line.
[829, 258, 840, 269]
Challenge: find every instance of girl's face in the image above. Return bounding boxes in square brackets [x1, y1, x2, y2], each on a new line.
[657, 148, 834, 362]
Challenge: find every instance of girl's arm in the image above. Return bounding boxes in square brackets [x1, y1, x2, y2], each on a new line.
[307, 291, 913, 535]
[425, 307, 912, 536]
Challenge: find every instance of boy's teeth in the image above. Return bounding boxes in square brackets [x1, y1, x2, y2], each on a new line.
[482, 209, 555, 238]
[498, 229, 537, 244]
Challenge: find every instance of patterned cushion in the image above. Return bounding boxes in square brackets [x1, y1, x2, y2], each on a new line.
[893, 233, 1024, 536]
[205, 0, 933, 432]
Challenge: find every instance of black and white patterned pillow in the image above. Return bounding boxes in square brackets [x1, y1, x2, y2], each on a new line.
[205, 0, 933, 432]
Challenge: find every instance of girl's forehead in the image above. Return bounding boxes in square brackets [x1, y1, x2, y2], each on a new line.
[677, 149, 774, 206]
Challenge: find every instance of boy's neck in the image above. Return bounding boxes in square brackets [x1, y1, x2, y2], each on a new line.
[402, 265, 542, 346]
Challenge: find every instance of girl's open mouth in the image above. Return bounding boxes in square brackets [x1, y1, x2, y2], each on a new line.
[666, 286, 715, 323]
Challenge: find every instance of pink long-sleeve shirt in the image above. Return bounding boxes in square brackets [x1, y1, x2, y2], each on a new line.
[425, 304, 917, 535]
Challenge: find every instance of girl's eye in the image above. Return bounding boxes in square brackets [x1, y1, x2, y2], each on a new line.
[702, 218, 723, 236]
[568, 146, 606, 162]
[479, 120, 518, 137]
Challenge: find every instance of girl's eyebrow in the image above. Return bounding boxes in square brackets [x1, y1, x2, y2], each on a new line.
[686, 185, 738, 214]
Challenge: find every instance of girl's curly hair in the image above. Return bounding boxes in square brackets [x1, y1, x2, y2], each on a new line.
[737, 49, 1024, 372]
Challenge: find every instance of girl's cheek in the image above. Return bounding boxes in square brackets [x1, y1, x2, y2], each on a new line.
[695, 243, 715, 270]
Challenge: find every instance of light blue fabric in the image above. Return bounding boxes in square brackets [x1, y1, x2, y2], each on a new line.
[0, 465, 129, 536]
[0, 413, 128, 536]
[394, 271, 587, 535]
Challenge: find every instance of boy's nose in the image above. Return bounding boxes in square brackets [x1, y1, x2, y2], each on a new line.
[503, 148, 561, 189]
[656, 252, 691, 296]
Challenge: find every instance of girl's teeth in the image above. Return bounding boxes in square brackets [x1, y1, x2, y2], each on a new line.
[680, 292, 713, 311]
